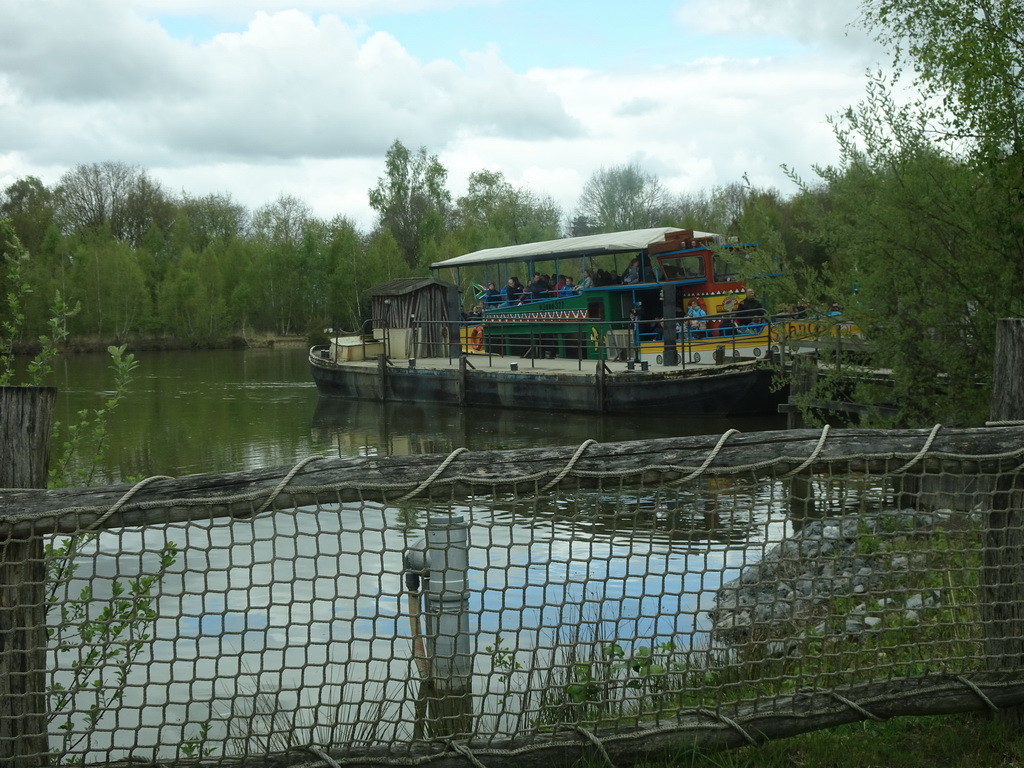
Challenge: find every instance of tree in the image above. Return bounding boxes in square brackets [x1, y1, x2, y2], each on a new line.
[861, 0, 1024, 164]
[1, 176, 55, 260]
[53, 161, 173, 248]
[368, 140, 452, 268]
[573, 163, 667, 233]
[454, 169, 561, 252]
[66, 237, 149, 341]
[249, 194, 315, 335]
[793, 0, 1024, 425]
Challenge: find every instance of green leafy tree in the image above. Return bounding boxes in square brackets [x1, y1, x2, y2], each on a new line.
[249, 194, 316, 335]
[66, 237, 149, 341]
[1, 222, 176, 764]
[368, 140, 452, 268]
[573, 163, 666, 233]
[793, 0, 1024, 424]
[454, 169, 561, 252]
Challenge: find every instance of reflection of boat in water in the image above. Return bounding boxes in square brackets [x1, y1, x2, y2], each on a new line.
[310, 228, 817, 417]
[310, 398, 786, 458]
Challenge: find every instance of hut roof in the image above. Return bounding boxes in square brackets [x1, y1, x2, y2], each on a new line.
[370, 277, 454, 297]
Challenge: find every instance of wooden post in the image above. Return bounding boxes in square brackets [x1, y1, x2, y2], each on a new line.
[376, 353, 387, 402]
[0, 385, 57, 766]
[786, 355, 818, 430]
[983, 318, 1024, 728]
[458, 355, 467, 406]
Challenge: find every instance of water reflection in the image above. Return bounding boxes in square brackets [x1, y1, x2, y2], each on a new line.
[55, 474, 796, 759]
[310, 397, 786, 457]
[47, 348, 805, 758]
[49, 347, 785, 479]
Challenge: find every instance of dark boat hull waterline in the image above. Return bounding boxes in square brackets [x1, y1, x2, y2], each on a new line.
[309, 353, 786, 416]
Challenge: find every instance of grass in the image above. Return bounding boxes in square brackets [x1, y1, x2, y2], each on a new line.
[629, 713, 1024, 768]
[526, 511, 1024, 767]
[214, 510, 1019, 766]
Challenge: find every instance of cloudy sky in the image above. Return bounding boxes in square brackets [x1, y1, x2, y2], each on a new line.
[0, 0, 888, 230]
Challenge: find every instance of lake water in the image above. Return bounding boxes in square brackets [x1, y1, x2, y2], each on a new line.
[45, 348, 792, 760]
[48, 346, 786, 481]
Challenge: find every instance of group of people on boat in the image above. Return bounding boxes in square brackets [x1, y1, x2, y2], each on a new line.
[482, 274, 582, 306]
[641, 289, 767, 342]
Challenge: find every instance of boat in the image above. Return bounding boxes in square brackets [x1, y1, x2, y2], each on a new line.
[309, 227, 853, 415]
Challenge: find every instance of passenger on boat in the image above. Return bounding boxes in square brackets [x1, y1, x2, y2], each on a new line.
[528, 273, 548, 300]
[501, 277, 523, 306]
[581, 270, 594, 289]
[559, 276, 579, 297]
[483, 282, 501, 306]
[622, 258, 641, 284]
[684, 298, 708, 337]
[652, 317, 682, 340]
[736, 289, 765, 328]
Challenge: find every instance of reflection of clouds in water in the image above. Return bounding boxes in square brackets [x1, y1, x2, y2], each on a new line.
[58, 488, 785, 760]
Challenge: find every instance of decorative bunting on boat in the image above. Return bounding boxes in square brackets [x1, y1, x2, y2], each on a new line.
[484, 309, 590, 324]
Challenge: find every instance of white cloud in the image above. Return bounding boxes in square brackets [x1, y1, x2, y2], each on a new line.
[0, 0, 888, 231]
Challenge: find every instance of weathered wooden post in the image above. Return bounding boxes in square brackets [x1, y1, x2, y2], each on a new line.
[785, 356, 817, 529]
[982, 318, 1024, 728]
[0, 385, 57, 766]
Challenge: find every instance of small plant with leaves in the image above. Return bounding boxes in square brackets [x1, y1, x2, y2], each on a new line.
[485, 636, 522, 684]
[47, 541, 178, 761]
[48, 344, 138, 487]
[2, 224, 180, 765]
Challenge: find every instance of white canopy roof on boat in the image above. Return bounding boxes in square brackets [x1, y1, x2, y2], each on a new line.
[430, 227, 720, 269]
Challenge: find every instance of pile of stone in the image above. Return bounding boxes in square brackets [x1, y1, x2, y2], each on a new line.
[710, 510, 962, 653]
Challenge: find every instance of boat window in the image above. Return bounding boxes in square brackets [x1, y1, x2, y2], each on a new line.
[587, 301, 605, 320]
[713, 254, 739, 283]
[659, 254, 705, 280]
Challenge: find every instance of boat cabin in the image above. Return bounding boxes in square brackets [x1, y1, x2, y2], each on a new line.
[430, 227, 766, 363]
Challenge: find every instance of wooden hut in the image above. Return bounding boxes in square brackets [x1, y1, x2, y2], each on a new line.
[369, 277, 460, 359]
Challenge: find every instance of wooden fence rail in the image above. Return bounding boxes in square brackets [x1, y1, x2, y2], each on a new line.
[1, 425, 1023, 536]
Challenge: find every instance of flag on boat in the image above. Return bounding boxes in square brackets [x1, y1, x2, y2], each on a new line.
[472, 282, 488, 300]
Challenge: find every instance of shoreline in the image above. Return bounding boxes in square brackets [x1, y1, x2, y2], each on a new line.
[11, 334, 310, 355]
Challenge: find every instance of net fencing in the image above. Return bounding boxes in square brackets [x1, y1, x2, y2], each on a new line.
[3, 424, 1024, 766]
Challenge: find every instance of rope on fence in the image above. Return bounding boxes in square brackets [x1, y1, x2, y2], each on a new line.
[6, 426, 1024, 531]
[540, 439, 598, 492]
[677, 428, 740, 482]
[695, 709, 759, 746]
[825, 690, 886, 723]
[395, 448, 470, 502]
[956, 675, 1000, 713]
[574, 725, 616, 767]
[249, 454, 328, 518]
[87, 474, 174, 532]
[779, 424, 831, 478]
[891, 423, 942, 474]
[447, 739, 490, 768]
[307, 745, 343, 768]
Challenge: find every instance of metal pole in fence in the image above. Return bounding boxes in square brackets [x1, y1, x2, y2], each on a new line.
[406, 515, 473, 738]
